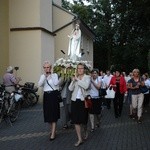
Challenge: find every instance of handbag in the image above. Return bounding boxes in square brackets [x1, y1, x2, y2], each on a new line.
[46, 80, 62, 102]
[139, 85, 149, 94]
[105, 87, 115, 99]
[99, 88, 107, 96]
[84, 95, 92, 109]
[80, 88, 92, 109]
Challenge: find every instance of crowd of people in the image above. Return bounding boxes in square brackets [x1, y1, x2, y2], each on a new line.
[37, 61, 150, 147]
[2, 62, 149, 147]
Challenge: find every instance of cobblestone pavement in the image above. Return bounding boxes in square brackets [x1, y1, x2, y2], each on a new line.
[0, 101, 149, 150]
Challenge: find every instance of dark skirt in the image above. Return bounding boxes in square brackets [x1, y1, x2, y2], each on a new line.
[71, 100, 88, 125]
[89, 98, 102, 114]
[43, 91, 60, 123]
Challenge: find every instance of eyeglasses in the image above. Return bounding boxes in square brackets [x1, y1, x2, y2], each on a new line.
[43, 67, 50, 69]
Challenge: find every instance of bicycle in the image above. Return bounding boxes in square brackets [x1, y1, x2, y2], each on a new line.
[0, 84, 22, 124]
[19, 82, 39, 108]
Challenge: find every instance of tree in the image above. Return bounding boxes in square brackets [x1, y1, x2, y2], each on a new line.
[62, 0, 150, 73]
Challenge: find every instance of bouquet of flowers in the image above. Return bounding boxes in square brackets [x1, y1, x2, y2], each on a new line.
[53, 58, 92, 79]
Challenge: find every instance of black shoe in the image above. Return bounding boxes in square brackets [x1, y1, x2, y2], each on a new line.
[63, 124, 68, 129]
[96, 123, 100, 128]
[137, 118, 142, 124]
[49, 137, 55, 141]
[90, 128, 94, 132]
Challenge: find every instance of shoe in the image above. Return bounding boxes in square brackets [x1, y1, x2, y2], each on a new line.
[49, 134, 56, 141]
[96, 123, 100, 128]
[63, 124, 68, 129]
[74, 141, 83, 147]
[83, 131, 88, 140]
[49, 137, 55, 141]
[137, 118, 142, 124]
[90, 128, 94, 132]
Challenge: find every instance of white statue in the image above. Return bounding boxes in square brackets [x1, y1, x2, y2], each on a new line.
[68, 24, 81, 61]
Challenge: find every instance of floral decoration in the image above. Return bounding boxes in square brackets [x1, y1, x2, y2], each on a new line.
[53, 58, 92, 78]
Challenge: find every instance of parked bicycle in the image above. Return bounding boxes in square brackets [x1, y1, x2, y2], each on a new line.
[19, 82, 39, 108]
[0, 84, 22, 124]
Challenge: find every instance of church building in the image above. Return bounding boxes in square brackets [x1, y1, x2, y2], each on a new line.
[0, 0, 94, 88]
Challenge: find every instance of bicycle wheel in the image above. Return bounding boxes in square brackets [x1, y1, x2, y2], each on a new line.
[9, 101, 21, 123]
[29, 92, 39, 106]
[23, 92, 38, 107]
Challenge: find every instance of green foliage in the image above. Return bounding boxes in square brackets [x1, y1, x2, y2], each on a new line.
[62, 0, 150, 73]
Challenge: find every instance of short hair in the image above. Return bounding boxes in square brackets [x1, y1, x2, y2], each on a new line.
[91, 68, 99, 74]
[6, 66, 13, 73]
[144, 73, 149, 78]
[132, 68, 140, 74]
[77, 63, 86, 69]
[43, 61, 52, 67]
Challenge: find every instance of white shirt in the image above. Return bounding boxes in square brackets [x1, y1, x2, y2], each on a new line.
[103, 74, 113, 86]
[90, 77, 101, 98]
[38, 73, 59, 92]
[144, 79, 150, 94]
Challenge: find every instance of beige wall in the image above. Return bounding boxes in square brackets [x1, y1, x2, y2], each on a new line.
[40, 0, 52, 31]
[9, 0, 40, 28]
[9, 30, 41, 84]
[9, 0, 55, 86]
[53, 5, 75, 31]
[53, 0, 62, 6]
[41, 31, 55, 65]
[55, 25, 73, 60]
[0, 0, 9, 78]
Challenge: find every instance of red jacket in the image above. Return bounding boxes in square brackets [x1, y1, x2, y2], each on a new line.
[109, 76, 127, 94]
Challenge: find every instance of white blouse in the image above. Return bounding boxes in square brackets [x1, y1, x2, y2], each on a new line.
[38, 73, 59, 92]
[90, 77, 101, 98]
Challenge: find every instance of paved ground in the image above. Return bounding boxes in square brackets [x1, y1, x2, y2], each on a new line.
[0, 100, 149, 150]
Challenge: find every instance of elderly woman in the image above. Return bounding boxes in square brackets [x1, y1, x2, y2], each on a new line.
[69, 63, 90, 147]
[38, 61, 60, 140]
[3, 66, 21, 93]
[128, 69, 145, 123]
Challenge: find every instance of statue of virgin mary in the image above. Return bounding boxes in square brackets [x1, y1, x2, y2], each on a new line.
[68, 24, 81, 61]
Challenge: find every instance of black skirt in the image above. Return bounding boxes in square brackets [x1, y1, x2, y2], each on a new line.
[89, 98, 102, 114]
[43, 91, 60, 123]
[71, 99, 88, 125]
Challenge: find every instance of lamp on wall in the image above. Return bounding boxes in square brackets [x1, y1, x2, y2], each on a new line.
[60, 50, 65, 54]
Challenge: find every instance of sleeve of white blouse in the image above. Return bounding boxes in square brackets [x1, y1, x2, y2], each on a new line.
[68, 80, 75, 91]
[51, 73, 59, 86]
[78, 75, 91, 90]
[38, 74, 46, 87]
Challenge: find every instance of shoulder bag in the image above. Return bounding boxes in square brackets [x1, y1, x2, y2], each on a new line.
[46, 79, 62, 102]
